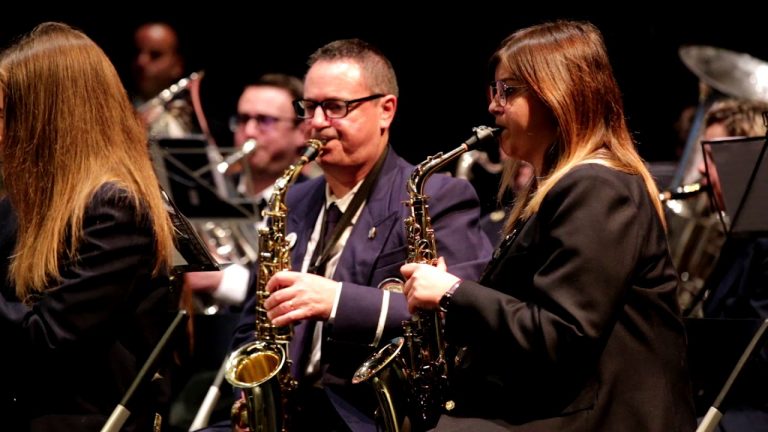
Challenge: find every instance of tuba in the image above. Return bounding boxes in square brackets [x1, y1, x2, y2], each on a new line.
[353, 126, 499, 432]
[224, 139, 324, 431]
[660, 182, 726, 315]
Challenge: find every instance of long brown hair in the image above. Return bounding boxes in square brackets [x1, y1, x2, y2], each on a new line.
[0, 22, 174, 301]
[490, 21, 664, 232]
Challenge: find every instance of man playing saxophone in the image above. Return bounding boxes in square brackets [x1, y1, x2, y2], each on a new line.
[214, 39, 491, 432]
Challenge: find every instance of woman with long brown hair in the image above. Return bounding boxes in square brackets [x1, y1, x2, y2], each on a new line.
[401, 21, 696, 431]
[0, 22, 176, 431]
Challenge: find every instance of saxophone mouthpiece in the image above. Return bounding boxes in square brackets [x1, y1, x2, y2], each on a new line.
[300, 139, 326, 161]
[464, 125, 501, 150]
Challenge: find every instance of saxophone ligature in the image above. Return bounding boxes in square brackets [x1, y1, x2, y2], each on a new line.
[224, 139, 324, 432]
[353, 126, 499, 432]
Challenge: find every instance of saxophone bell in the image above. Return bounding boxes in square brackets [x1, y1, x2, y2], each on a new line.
[225, 342, 287, 430]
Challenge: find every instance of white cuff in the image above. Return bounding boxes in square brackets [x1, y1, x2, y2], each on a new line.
[211, 264, 249, 305]
[328, 282, 343, 323]
[371, 290, 390, 347]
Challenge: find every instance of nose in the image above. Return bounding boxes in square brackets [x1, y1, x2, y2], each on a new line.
[243, 118, 261, 135]
[310, 106, 331, 129]
[488, 98, 503, 116]
[135, 51, 150, 69]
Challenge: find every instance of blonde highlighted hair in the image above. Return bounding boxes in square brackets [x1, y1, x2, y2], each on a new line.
[490, 21, 664, 233]
[0, 22, 174, 301]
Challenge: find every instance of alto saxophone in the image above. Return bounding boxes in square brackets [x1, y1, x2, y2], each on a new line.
[224, 139, 324, 432]
[353, 126, 499, 432]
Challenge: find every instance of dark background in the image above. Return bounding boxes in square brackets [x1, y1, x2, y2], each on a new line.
[3, 9, 768, 165]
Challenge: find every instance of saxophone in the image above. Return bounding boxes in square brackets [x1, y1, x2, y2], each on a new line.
[224, 139, 324, 432]
[353, 126, 499, 432]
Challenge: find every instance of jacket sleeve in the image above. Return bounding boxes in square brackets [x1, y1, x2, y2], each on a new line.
[446, 167, 646, 369]
[331, 174, 492, 347]
[0, 188, 158, 357]
[428, 173, 493, 280]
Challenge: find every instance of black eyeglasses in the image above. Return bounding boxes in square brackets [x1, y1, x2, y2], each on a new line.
[293, 94, 385, 119]
[488, 80, 526, 106]
[228, 113, 295, 132]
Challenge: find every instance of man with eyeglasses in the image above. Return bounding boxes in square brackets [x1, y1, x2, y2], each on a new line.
[217, 39, 492, 432]
[184, 73, 309, 308]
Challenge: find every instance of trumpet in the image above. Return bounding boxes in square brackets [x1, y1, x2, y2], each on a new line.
[660, 181, 726, 316]
[659, 182, 708, 202]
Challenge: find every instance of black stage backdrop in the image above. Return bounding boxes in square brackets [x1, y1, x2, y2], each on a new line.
[2, 8, 767, 165]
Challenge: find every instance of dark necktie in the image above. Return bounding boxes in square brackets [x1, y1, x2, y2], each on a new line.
[310, 202, 343, 276]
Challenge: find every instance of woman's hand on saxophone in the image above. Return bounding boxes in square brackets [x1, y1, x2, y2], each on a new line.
[264, 270, 340, 327]
[401, 257, 460, 314]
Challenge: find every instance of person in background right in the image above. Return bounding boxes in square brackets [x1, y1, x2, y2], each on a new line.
[697, 98, 768, 214]
[694, 98, 768, 432]
[400, 20, 696, 431]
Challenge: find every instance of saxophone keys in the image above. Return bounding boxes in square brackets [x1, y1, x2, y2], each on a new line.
[285, 232, 297, 249]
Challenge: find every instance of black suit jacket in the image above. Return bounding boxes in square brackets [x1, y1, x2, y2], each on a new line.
[437, 164, 697, 431]
[232, 148, 492, 430]
[0, 184, 174, 432]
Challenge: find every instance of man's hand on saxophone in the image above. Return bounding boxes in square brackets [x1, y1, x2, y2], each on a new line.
[264, 271, 338, 327]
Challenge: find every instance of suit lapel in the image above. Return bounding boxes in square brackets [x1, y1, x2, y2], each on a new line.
[333, 151, 404, 286]
[288, 180, 325, 269]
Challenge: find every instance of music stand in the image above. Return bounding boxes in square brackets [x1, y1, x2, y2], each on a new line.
[702, 135, 768, 237]
[161, 189, 220, 273]
[692, 135, 768, 431]
[695, 318, 768, 432]
[158, 137, 257, 220]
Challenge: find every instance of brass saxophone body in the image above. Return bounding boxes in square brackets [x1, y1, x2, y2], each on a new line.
[353, 126, 499, 432]
[224, 139, 324, 431]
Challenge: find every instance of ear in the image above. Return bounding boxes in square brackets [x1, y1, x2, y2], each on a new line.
[379, 95, 397, 130]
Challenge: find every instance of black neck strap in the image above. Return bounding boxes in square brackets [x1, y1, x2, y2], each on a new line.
[308, 146, 389, 275]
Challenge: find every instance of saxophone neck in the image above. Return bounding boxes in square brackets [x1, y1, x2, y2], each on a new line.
[266, 139, 325, 212]
[408, 126, 500, 196]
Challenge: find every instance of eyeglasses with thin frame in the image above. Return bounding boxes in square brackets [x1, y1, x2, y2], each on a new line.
[293, 94, 385, 119]
[228, 113, 296, 132]
[488, 80, 526, 106]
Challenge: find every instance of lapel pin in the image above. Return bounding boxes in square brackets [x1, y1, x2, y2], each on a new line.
[368, 227, 377, 239]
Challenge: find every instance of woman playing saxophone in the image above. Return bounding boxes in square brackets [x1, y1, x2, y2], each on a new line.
[400, 21, 696, 431]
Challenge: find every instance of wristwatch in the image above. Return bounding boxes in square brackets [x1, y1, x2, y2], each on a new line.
[439, 280, 462, 313]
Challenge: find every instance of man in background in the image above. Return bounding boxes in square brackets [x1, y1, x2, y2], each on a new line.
[131, 21, 199, 138]
[184, 73, 310, 308]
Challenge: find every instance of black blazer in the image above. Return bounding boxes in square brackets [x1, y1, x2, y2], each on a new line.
[0, 184, 175, 432]
[437, 164, 697, 431]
